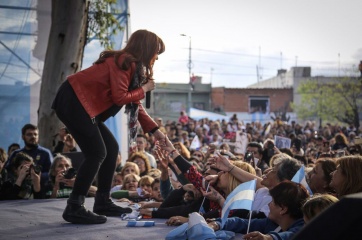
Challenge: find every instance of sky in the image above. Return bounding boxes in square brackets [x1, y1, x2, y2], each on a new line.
[126, 0, 362, 88]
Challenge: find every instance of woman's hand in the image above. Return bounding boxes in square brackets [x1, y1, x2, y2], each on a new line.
[154, 145, 169, 169]
[211, 152, 233, 172]
[153, 129, 165, 141]
[64, 134, 76, 150]
[62, 177, 75, 188]
[54, 171, 64, 186]
[207, 221, 220, 231]
[243, 231, 273, 240]
[200, 185, 225, 206]
[17, 164, 30, 182]
[29, 166, 41, 192]
[204, 174, 219, 185]
[142, 79, 155, 93]
[139, 208, 152, 217]
[166, 216, 188, 226]
[159, 135, 177, 153]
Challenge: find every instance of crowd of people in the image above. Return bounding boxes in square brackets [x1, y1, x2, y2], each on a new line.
[0, 112, 362, 238]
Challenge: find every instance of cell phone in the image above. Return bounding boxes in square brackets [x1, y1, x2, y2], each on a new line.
[245, 152, 254, 163]
[267, 142, 274, 157]
[335, 150, 345, 158]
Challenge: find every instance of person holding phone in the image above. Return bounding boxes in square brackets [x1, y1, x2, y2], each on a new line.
[245, 142, 269, 174]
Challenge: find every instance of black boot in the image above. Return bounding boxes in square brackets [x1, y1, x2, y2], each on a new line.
[93, 192, 132, 216]
[63, 194, 107, 224]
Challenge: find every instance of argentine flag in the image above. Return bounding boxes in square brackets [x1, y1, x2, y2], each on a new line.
[291, 165, 313, 196]
[221, 179, 256, 228]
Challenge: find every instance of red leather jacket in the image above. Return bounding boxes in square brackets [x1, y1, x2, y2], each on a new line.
[68, 55, 158, 133]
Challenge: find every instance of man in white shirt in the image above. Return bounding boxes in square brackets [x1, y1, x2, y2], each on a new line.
[136, 134, 157, 168]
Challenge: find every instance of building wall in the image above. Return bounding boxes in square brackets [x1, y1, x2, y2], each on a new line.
[150, 82, 212, 121]
[150, 81, 294, 124]
[212, 88, 293, 113]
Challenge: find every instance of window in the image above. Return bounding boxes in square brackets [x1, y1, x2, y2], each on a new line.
[249, 97, 270, 114]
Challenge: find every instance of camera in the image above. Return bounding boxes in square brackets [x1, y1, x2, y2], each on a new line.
[29, 164, 42, 174]
[62, 168, 77, 179]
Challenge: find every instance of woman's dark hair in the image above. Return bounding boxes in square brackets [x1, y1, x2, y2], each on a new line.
[94, 29, 165, 83]
[294, 155, 308, 166]
[7, 143, 20, 153]
[13, 152, 33, 169]
[292, 137, 302, 151]
[270, 181, 309, 219]
[279, 148, 293, 157]
[334, 133, 348, 145]
[315, 158, 336, 193]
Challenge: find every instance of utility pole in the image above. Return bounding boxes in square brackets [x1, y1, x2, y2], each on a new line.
[210, 67, 214, 84]
[181, 34, 193, 115]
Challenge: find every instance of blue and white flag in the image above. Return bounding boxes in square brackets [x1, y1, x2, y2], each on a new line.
[291, 165, 313, 196]
[221, 179, 256, 228]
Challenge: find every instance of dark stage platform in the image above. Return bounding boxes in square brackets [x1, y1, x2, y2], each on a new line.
[0, 198, 178, 240]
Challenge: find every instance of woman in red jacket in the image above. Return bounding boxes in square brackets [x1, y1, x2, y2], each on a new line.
[52, 29, 166, 224]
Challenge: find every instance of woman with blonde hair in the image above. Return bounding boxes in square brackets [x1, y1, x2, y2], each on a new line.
[330, 155, 362, 198]
[223, 161, 256, 196]
[302, 193, 338, 223]
[120, 162, 140, 178]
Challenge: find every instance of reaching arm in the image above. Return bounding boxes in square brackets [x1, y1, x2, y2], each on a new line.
[212, 152, 264, 190]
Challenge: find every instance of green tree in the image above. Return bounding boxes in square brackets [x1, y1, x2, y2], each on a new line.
[292, 72, 362, 129]
[38, 0, 123, 149]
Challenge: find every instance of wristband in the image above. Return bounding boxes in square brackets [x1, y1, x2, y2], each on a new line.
[228, 165, 235, 172]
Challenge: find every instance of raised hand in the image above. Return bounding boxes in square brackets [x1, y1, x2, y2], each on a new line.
[211, 152, 232, 172]
[204, 174, 219, 185]
[142, 79, 155, 92]
[154, 144, 169, 169]
[200, 185, 224, 206]
[158, 135, 176, 153]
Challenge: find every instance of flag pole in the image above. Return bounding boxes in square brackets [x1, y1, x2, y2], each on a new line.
[246, 210, 252, 233]
[247, 178, 257, 233]
[199, 182, 210, 214]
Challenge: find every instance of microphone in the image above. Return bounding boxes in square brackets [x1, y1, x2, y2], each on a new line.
[146, 91, 151, 109]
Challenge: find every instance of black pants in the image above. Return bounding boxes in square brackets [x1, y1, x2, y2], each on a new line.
[52, 81, 118, 196]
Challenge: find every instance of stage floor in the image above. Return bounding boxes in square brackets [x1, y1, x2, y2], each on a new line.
[0, 198, 178, 240]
